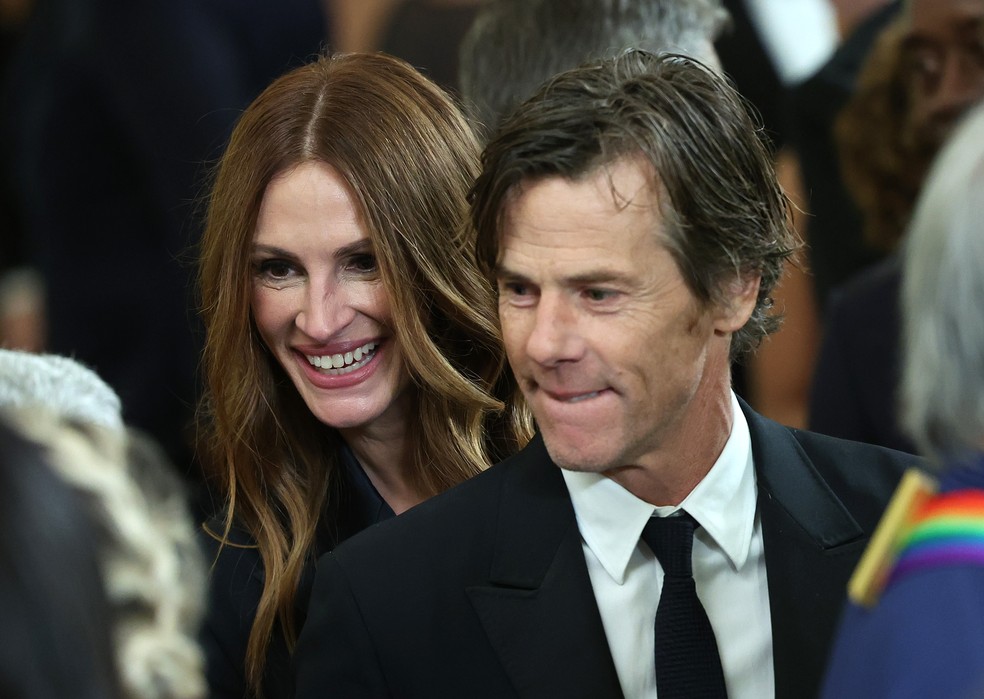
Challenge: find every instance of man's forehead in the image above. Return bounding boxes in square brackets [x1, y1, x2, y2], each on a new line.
[907, 0, 984, 37]
[500, 158, 663, 221]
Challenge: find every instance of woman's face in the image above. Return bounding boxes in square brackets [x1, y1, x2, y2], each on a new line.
[250, 161, 411, 436]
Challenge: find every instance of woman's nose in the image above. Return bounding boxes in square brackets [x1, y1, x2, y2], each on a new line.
[295, 281, 357, 341]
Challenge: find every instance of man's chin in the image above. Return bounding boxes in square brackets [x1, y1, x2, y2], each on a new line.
[542, 437, 613, 474]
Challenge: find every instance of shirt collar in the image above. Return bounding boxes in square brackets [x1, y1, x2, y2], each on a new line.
[562, 392, 757, 583]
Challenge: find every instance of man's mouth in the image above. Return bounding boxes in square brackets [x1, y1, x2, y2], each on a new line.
[537, 385, 606, 403]
[565, 391, 601, 403]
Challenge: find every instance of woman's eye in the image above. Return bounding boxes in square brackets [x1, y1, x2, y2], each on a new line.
[254, 259, 295, 280]
[348, 253, 378, 274]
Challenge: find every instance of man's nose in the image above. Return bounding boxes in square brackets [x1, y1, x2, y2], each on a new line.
[523, 294, 584, 367]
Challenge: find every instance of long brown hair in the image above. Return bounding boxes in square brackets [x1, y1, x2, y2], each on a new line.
[197, 52, 530, 694]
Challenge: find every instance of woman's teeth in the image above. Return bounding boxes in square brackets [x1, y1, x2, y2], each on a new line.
[306, 342, 378, 374]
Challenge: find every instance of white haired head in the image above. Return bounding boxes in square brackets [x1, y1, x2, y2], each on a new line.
[901, 102, 984, 460]
[0, 350, 123, 431]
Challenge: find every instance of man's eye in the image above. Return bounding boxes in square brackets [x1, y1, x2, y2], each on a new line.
[501, 281, 529, 296]
[961, 36, 984, 68]
[906, 49, 942, 92]
[585, 288, 615, 302]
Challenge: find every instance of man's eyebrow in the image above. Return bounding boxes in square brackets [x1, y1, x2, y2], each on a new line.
[904, 16, 984, 48]
[957, 16, 984, 35]
[493, 264, 528, 281]
[493, 265, 629, 286]
[565, 270, 629, 286]
[901, 30, 933, 50]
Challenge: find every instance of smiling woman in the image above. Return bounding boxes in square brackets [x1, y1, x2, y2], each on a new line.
[195, 52, 531, 699]
[250, 161, 411, 442]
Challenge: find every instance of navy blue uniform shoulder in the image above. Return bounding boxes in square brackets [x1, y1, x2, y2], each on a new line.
[822, 564, 984, 697]
[822, 460, 984, 698]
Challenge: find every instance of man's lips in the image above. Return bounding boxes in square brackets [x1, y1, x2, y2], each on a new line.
[538, 386, 610, 403]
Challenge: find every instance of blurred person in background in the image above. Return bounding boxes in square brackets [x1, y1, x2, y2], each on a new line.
[325, 0, 485, 93]
[713, 0, 838, 430]
[0, 347, 123, 430]
[786, 0, 902, 312]
[0, 0, 327, 495]
[809, 0, 984, 452]
[0, 0, 42, 352]
[821, 100, 984, 699]
[458, 0, 727, 143]
[0, 411, 207, 699]
[0, 348, 206, 699]
[0, 415, 124, 699]
[196, 51, 529, 699]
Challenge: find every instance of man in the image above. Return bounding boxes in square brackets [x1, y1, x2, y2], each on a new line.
[294, 51, 918, 699]
[900, 0, 984, 153]
[457, 0, 728, 140]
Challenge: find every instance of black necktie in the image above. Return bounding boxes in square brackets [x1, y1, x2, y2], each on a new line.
[641, 512, 728, 699]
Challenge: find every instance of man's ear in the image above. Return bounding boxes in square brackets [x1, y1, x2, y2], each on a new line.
[713, 274, 760, 336]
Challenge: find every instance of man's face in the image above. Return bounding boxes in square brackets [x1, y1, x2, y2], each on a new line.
[903, 0, 984, 149]
[495, 158, 748, 474]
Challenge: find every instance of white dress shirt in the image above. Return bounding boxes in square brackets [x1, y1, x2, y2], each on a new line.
[562, 392, 774, 699]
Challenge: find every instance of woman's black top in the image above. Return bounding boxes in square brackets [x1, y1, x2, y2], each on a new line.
[199, 446, 395, 699]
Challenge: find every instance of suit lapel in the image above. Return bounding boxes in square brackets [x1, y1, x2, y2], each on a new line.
[466, 435, 623, 699]
[743, 402, 866, 699]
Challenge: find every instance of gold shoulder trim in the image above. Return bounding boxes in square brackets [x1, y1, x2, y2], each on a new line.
[848, 468, 938, 608]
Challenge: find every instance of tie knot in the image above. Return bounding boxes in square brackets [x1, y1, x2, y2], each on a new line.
[641, 512, 696, 577]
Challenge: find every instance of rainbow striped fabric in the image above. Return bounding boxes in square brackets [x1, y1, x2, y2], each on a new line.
[888, 489, 984, 586]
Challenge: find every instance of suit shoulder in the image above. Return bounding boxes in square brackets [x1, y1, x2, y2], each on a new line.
[756, 420, 923, 533]
[323, 439, 554, 580]
[790, 427, 921, 483]
[327, 455, 517, 563]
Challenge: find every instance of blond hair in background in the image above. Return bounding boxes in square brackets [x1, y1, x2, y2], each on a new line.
[0, 348, 205, 699]
[6, 410, 207, 699]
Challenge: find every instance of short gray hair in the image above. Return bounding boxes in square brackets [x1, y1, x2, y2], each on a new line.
[901, 102, 984, 460]
[458, 0, 729, 140]
[0, 350, 123, 431]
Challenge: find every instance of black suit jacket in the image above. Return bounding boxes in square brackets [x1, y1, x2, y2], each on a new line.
[294, 403, 918, 698]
